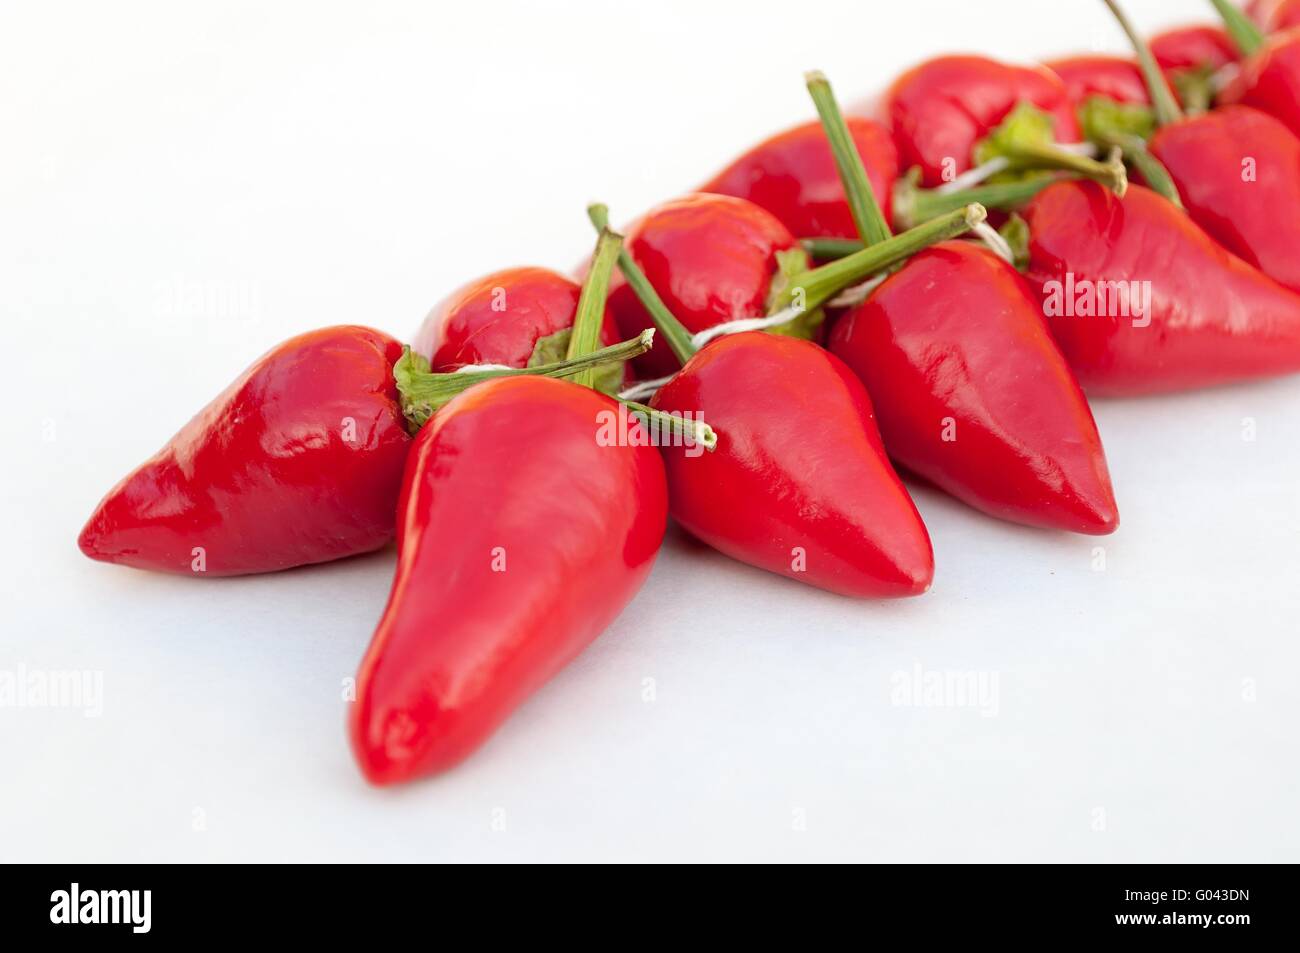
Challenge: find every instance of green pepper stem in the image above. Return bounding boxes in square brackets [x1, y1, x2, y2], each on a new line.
[893, 170, 1069, 229]
[770, 204, 986, 313]
[998, 139, 1129, 194]
[623, 401, 717, 453]
[1099, 136, 1183, 207]
[1209, 0, 1265, 56]
[1101, 0, 1186, 126]
[586, 203, 697, 366]
[998, 213, 1032, 271]
[566, 228, 623, 389]
[805, 70, 893, 245]
[1169, 66, 1216, 115]
[801, 237, 866, 260]
[395, 330, 655, 431]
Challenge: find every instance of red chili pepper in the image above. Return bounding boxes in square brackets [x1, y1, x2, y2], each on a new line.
[1047, 55, 1150, 108]
[1020, 181, 1300, 394]
[1100, 0, 1300, 293]
[78, 326, 412, 576]
[1049, 32, 1240, 115]
[1214, 1, 1300, 137]
[1149, 24, 1240, 74]
[588, 201, 988, 597]
[830, 243, 1119, 534]
[698, 117, 899, 238]
[350, 232, 670, 783]
[1150, 105, 1300, 292]
[807, 72, 1118, 535]
[413, 266, 626, 393]
[603, 193, 807, 379]
[649, 332, 934, 595]
[350, 376, 667, 783]
[883, 55, 1085, 187]
[78, 320, 653, 577]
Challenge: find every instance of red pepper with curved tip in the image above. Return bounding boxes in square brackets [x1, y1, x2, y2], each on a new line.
[79, 326, 412, 576]
[882, 54, 1100, 187]
[350, 231, 670, 784]
[1101, 0, 1300, 293]
[807, 72, 1118, 535]
[698, 116, 899, 238]
[1020, 181, 1300, 394]
[587, 202, 989, 597]
[413, 266, 626, 394]
[78, 320, 653, 576]
[1214, 1, 1300, 137]
[603, 192, 807, 379]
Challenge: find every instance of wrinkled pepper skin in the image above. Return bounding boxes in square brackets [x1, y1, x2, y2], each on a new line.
[605, 193, 798, 378]
[413, 266, 623, 379]
[1149, 25, 1240, 74]
[351, 376, 667, 784]
[1047, 55, 1150, 107]
[79, 326, 411, 576]
[1218, 28, 1300, 137]
[649, 332, 934, 598]
[883, 55, 1082, 187]
[699, 117, 899, 238]
[829, 242, 1118, 535]
[1021, 182, 1300, 395]
[1149, 105, 1300, 293]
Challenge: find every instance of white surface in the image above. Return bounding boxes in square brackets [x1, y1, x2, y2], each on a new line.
[3, 0, 1297, 863]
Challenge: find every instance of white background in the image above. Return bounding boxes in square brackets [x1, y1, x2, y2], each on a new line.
[3, 0, 1297, 862]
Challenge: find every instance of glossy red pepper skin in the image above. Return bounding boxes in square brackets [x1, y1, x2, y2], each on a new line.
[1020, 182, 1300, 395]
[1149, 25, 1240, 74]
[351, 375, 667, 784]
[605, 193, 798, 379]
[1048, 34, 1239, 113]
[1047, 55, 1150, 107]
[1149, 105, 1300, 293]
[883, 55, 1082, 187]
[1218, 28, 1300, 137]
[649, 332, 933, 598]
[79, 326, 410, 576]
[413, 266, 623, 377]
[828, 242, 1118, 535]
[698, 117, 899, 238]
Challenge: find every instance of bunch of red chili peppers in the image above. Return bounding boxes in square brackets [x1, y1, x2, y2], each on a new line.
[80, 0, 1300, 785]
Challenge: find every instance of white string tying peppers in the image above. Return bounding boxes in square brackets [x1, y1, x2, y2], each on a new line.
[971, 221, 1016, 265]
[618, 376, 673, 402]
[453, 363, 516, 373]
[616, 273, 892, 403]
